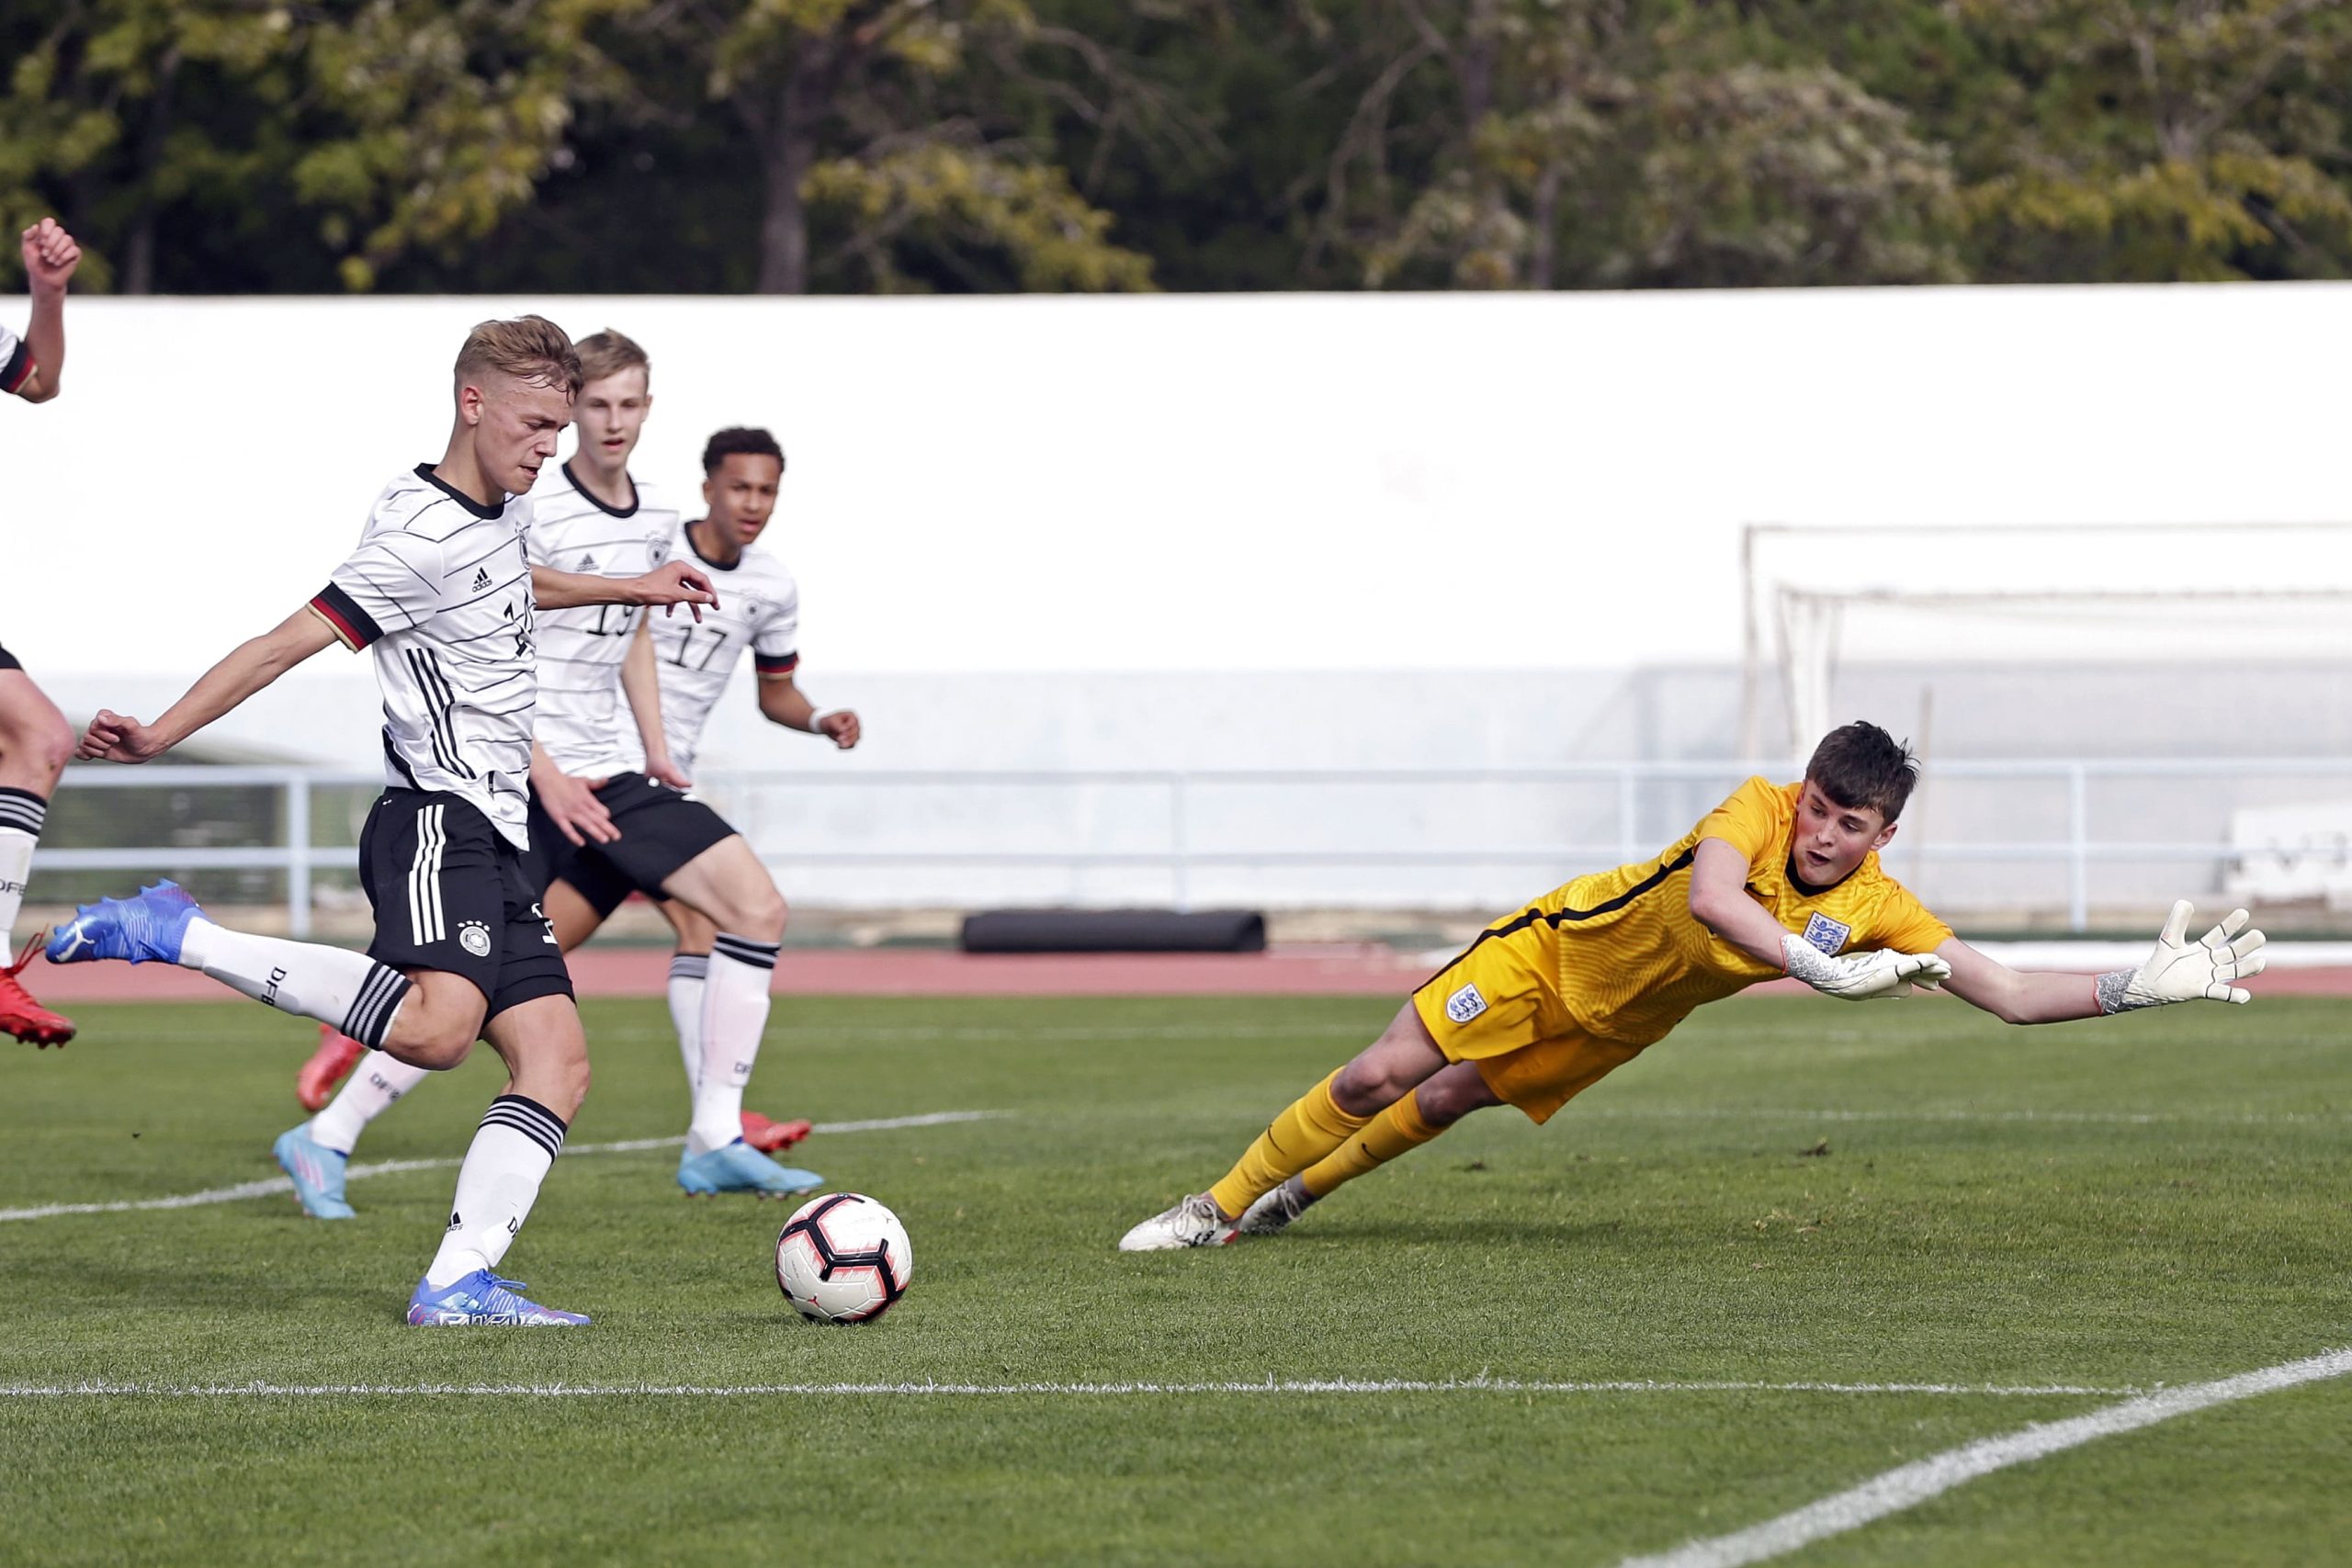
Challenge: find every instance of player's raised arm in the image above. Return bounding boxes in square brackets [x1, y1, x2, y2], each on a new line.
[10, 219, 80, 403]
[532, 558, 716, 617]
[78, 607, 339, 762]
[1936, 900, 2267, 1024]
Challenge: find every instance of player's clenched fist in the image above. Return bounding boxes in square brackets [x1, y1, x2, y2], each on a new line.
[2098, 900, 2266, 1011]
[22, 219, 80, 293]
[78, 709, 169, 764]
[1781, 934, 1951, 1000]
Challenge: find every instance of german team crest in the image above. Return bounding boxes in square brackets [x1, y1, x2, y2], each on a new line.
[1801, 911, 1851, 955]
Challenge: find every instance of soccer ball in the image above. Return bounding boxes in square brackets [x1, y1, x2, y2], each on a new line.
[774, 1192, 913, 1324]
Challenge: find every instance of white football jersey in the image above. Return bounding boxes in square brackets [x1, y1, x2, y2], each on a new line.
[525, 462, 679, 775]
[0, 323, 31, 396]
[614, 518, 799, 776]
[310, 466, 541, 847]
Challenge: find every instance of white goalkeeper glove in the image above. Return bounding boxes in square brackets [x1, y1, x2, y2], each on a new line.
[2098, 900, 2267, 1011]
[1781, 933, 1951, 1000]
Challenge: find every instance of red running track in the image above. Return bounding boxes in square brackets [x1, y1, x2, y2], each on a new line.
[26, 946, 2352, 1003]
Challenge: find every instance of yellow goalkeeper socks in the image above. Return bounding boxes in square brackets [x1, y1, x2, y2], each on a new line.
[1298, 1089, 1443, 1199]
[1206, 1070, 1367, 1218]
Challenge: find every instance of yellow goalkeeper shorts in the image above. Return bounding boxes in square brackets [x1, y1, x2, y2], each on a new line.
[1409, 921, 1648, 1124]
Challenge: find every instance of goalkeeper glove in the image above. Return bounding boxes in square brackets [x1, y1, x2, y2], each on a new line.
[2098, 900, 2266, 1012]
[1781, 933, 1951, 1000]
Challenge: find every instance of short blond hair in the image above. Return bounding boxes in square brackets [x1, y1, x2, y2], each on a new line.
[576, 329, 650, 389]
[453, 315, 582, 398]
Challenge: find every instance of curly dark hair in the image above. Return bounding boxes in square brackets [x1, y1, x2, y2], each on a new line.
[701, 426, 786, 475]
[1804, 721, 1920, 823]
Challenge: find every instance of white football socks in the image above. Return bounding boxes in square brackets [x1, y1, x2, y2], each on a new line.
[667, 952, 707, 1095]
[424, 1094, 567, 1290]
[686, 934, 778, 1155]
[177, 917, 411, 1047]
[308, 1050, 430, 1156]
[0, 787, 48, 965]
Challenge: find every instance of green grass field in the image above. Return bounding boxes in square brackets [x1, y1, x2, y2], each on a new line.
[4, 993, 2349, 1567]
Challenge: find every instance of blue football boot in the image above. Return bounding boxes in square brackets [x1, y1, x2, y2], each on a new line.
[272, 1125, 355, 1220]
[46, 880, 205, 965]
[677, 1139, 823, 1197]
[405, 1269, 590, 1326]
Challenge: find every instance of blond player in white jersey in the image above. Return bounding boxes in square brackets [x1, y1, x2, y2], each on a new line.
[278, 356, 855, 1213]
[0, 218, 85, 1049]
[49, 317, 718, 1326]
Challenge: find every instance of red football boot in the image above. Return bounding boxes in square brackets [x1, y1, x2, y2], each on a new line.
[0, 942, 75, 1047]
[741, 1110, 813, 1154]
[297, 1022, 369, 1111]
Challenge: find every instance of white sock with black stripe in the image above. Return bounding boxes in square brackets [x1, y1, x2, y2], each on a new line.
[688, 933, 779, 1155]
[667, 952, 708, 1097]
[0, 786, 49, 965]
[307, 1050, 431, 1156]
[424, 1093, 567, 1290]
[176, 919, 413, 1047]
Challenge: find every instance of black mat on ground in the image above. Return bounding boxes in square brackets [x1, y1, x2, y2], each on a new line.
[960, 908, 1268, 953]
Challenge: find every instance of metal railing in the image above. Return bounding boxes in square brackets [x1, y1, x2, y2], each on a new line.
[37, 758, 2352, 935]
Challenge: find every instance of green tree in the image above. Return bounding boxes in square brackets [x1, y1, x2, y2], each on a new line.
[1952, 0, 2352, 280]
[611, 0, 1155, 292]
[0, 0, 628, 293]
[1298, 0, 1960, 289]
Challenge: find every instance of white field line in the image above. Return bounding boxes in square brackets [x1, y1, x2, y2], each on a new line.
[1616, 1346, 2352, 1568]
[0, 1111, 1009, 1224]
[1585, 1106, 2352, 1128]
[0, 1377, 2143, 1400]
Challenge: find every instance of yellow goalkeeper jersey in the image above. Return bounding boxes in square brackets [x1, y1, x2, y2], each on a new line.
[1528, 775, 1952, 1046]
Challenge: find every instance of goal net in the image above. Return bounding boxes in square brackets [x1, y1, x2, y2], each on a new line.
[1740, 523, 2352, 755]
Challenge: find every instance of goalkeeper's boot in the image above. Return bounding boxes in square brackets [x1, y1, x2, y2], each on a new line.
[1117, 1193, 1238, 1252]
[677, 1139, 823, 1198]
[405, 1269, 589, 1327]
[272, 1125, 355, 1220]
[298, 1023, 369, 1112]
[741, 1109, 813, 1155]
[1237, 1175, 1315, 1236]
[0, 945, 75, 1046]
[45, 881, 203, 965]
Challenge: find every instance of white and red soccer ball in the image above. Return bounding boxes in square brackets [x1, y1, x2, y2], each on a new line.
[774, 1192, 913, 1324]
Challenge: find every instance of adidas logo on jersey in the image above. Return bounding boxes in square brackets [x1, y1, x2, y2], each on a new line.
[470, 567, 492, 592]
[577, 553, 598, 572]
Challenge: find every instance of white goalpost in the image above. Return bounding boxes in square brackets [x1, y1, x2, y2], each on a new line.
[1739, 522, 2352, 757]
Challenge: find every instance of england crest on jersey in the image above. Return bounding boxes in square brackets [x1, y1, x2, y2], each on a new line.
[1801, 911, 1851, 955]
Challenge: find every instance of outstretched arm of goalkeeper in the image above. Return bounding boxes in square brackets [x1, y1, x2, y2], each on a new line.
[1936, 899, 2267, 1024]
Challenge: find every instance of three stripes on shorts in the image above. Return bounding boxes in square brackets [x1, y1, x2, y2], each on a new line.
[407, 802, 448, 947]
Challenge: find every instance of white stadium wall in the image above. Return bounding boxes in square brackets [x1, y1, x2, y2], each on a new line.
[16, 287, 2352, 919]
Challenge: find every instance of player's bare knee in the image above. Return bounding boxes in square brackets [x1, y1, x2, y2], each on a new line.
[1414, 1072, 1490, 1127]
[726, 881, 786, 942]
[1331, 1056, 1407, 1116]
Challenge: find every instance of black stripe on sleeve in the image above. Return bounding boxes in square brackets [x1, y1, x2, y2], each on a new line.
[0, 337, 31, 395]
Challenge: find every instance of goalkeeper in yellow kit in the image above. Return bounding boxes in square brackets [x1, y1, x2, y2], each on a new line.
[1120, 721, 2270, 1250]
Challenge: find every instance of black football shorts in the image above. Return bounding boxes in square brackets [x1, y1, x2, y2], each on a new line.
[531, 772, 738, 920]
[358, 788, 573, 1020]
